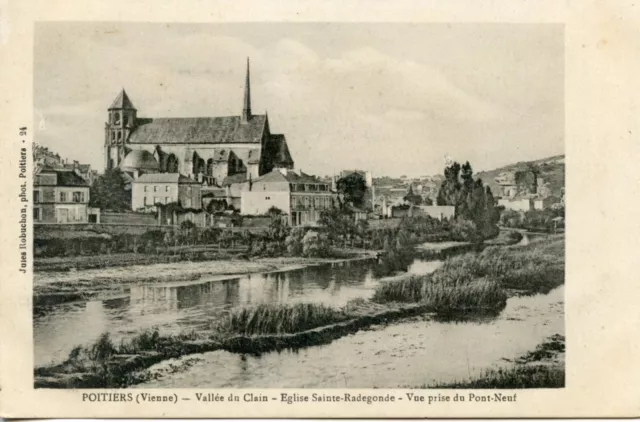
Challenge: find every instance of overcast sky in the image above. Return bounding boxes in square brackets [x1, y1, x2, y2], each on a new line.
[34, 22, 563, 178]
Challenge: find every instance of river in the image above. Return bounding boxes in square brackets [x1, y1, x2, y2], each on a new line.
[33, 257, 441, 367]
[138, 285, 563, 388]
[34, 244, 563, 388]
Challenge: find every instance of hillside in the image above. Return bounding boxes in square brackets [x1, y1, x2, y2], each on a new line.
[476, 155, 565, 199]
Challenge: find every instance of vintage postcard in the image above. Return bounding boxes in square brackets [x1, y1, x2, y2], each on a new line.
[1, 0, 639, 418]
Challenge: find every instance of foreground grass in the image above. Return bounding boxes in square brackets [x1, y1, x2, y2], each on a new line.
[419, 334, 565, 389]
[35, 329, 204, 388]
[432, 365, 564, 389]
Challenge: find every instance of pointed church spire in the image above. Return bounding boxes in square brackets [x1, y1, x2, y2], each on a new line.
[242, 57, 252, 123]
[109, 88, 136, 110]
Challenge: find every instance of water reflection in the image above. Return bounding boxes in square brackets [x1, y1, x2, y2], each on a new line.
[34, 258, 404, 367]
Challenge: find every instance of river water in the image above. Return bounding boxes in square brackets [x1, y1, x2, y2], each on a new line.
[33, 258, 441, 367]
[139, 286, 564, 388]
[34, 248, 564, 388]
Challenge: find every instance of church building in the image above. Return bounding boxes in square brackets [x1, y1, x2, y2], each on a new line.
[104, 59, 295, 187]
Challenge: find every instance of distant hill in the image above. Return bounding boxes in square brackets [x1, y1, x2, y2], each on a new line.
[476, 155, 565, 199]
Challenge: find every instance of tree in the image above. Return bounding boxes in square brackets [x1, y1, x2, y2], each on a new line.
[403, 185, 423, 206]
[436, 161, 500, 241]
[337, 172, 367, 209]
[436, 162, 461, 206]
[267, 206, 284, 217]
[89, 168, 130, 212]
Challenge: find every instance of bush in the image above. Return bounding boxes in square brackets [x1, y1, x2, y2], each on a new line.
[450, 218, 478, 242]
[285, 228, 305, 256]
[302, 231, 331, 258]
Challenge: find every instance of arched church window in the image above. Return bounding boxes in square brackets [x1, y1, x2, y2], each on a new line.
[114, 112, 120, 124]
[123, 114, 129, 126]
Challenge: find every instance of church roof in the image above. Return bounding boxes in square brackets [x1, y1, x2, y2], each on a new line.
[269, 134, 294, 166]
[128, 115, 267, 145]
[109, 89, 136, 110]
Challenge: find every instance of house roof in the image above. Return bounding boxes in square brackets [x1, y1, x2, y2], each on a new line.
[252, 169, 328, 185]
[109, 89, 136, 110]
[133, 173, 200, 184]
[221, 172, 249, 186]
[37, 168, 89, 187]
[128, 114, 267, 145]
[202, 187, 226, 197]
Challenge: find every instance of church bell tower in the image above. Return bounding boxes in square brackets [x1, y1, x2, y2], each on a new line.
[105, 89, 137, 170]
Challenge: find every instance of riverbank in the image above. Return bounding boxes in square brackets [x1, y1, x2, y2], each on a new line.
[35, 235, 564, 388]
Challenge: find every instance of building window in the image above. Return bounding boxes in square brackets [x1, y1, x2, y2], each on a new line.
[117, 131, 122, 140]
[165, 185, 169, 192]
[164, 197, 169, 204]
[33, 191, 40, 203]
[34, 208, 40, 221]
[72, 191, 84, 203]
[154, 186, 158, 192]
[265, 196, 271, 200]
[305, 197, 310, 208]
[111, 132, 115, 140]
[144, 197, 147, 206]
[59, 192, 67, 202]
[144, 186, 148, 192]
[154, 196, 160, 204]
[123, 115, 129, 126]
[114, 112, 120, 124]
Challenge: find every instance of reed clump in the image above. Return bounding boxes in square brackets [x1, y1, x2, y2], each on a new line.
[213, 303, 350, 336]
[373, 236, 564, 309]
[372, 274, 506, 313]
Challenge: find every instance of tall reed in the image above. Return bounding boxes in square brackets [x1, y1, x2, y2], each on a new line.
[214, 303, 350, 336]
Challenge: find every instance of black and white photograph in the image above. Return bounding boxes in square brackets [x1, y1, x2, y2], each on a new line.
[31, 22, 565, 390]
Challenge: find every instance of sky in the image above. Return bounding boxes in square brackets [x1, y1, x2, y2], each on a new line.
[34, 22, 564, 178]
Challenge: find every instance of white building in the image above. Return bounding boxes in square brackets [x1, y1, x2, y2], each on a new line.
[131, 173, 201, 211]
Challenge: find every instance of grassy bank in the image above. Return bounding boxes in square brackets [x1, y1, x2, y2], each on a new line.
[429, 334, 565, 388]
[373, 235, 564, 311]
[432, 365, 564, 388]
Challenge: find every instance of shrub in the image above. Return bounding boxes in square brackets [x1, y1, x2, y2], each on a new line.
[285, 228, 305, 256]
[302, 231, 331, 258]
[450, 218, 478, 242]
